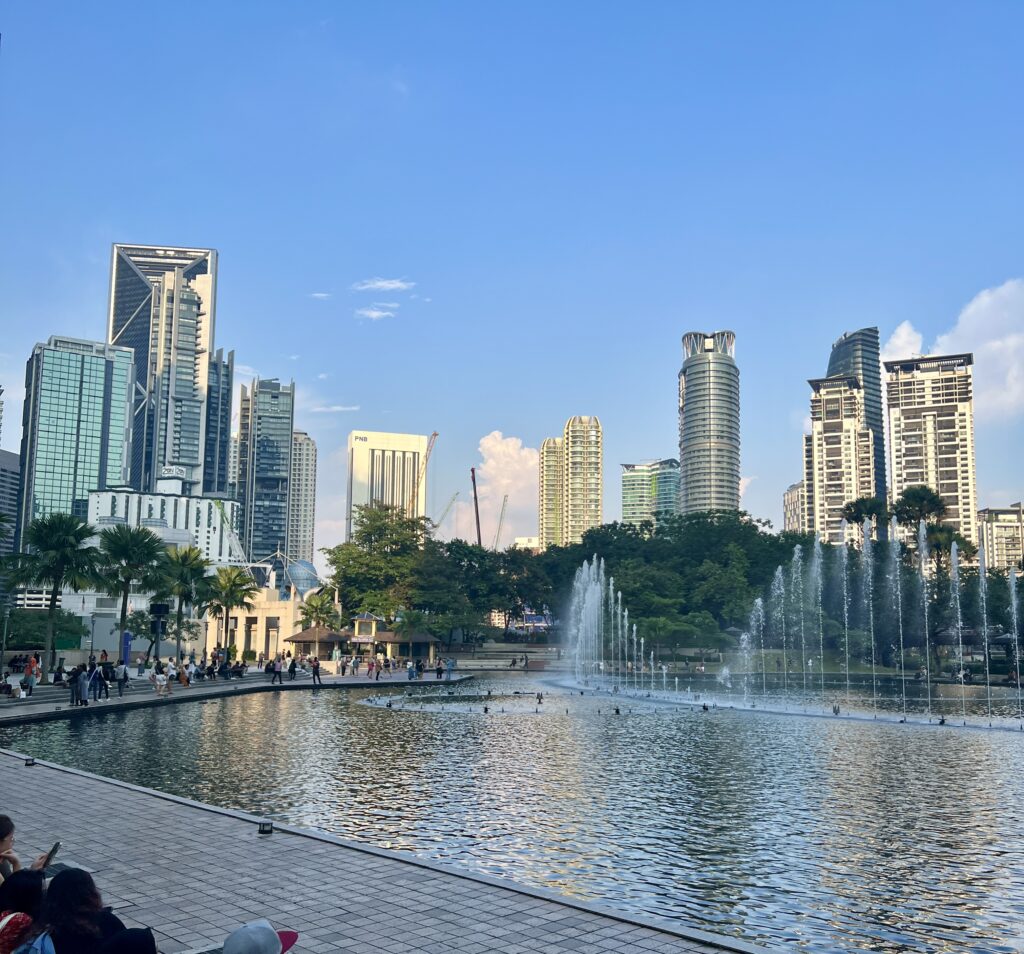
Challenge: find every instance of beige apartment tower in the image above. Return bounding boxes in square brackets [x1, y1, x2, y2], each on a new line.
[802, 376, 875, 544]
[288, 431, 317, 563]
[783, 481, 805, 533]
[537, 417, 603, 548]
[886, 353, 978, 544]
[978, 504, 1023, 571]
[538, 437, 563, 550]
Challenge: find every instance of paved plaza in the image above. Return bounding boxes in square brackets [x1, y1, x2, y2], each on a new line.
[0, 749, 768, 954]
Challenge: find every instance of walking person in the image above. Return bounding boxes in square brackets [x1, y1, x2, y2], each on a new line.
[272, 656, 283, 685]
[288, 657, 297, 680]
[366, 657, 375, 680]
[77, 666, 89, 707]
[311, 657, 322, 685]
[407, 660, 415, 681]
[68, 666, 80, 707]
[22, 657, 37, 698]
[435, 660, 444, 680]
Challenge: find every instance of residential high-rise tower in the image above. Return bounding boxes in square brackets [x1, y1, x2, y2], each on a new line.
[107, 244, 219, 494]
[886, 353, 978, 544]
[238, 379, 295, 560]
[678, 331, 740, 513]
[17, 336, 134, 546]
[621, 459, 679, 527]
[537, 437, 563, 550]
[288, 431, 317, 563]
[203, 348, 234, 496]
[538, 417, 603, 548]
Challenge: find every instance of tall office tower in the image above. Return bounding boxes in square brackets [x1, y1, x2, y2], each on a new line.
[17, 337, 134, 547]
[886, 354, 978, 544]
[203, 348, 234, 496]
[227, 433, 240, 500]
[827, 328, 886, 502]
[0, 383, 5, 445]
[0, 451, 19, 559]
[107, 244, 218, 493]
[802, 377, 875, 544]
[345, 431, 429, 540]
[978, 504, 1024, 571]
[238, 379, 295, 560]
[288, 431, 317, 563]
[678, 331, 740, 513]
[621, 459, 680, 527]
[537, 437, 563, 550]
[561, 415, 603, 545]
[783, 481, 805, 533]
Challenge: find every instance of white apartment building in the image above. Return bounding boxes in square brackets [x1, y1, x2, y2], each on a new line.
[346, 430, 429, 540]
[886, 353, 978, 544]
[288, 431, 317, 563]
[783, 480, 805, 533]
[978, 504, 1024, 571]
[802, 376, 875, 545]
[562, 416, 603, 546]
[538, 437, 563, 550]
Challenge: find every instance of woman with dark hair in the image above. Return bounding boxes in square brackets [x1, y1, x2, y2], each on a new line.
[0, 817, 47, 885]
[28, 869, 125, 953]
[0, 870, 44, 953]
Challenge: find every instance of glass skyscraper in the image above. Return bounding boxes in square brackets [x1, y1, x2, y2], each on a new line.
[677, 331, 740, 513]
[238, 379, 295, 561]
[107, 244, 219, 494]
[621, 459, 679, 526]
[826, 327, 886, 502]
[203, 348, 234, 496]
[17, 336, 134, 547]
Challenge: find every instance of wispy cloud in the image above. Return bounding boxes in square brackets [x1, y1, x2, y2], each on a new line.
[355, 307, 395, 321]
[317, 373, 329, 380]
[289, 354, 300, 360]
[309, 292, 332, 300]
[352, 277, 416, 292]
[373, 301, 400, 309]
[311, 404, 360, 413]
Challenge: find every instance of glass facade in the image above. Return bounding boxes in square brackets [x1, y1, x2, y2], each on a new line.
[203, 348, 234, 495]
[827, 327, 886, 502]
[621, 459, 679, 526]
[238, 379, 295, 561]
[678, 331, 740, 513]
[17, 337, 134, 547]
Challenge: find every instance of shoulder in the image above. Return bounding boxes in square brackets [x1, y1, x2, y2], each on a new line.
[97, 908, 126, 937]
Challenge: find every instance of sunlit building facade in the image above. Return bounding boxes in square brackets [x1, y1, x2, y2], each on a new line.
[537, 437, 563, 550]
[783, 480, 805, 533]
[288, 430, 318, 563]
[978, 504, 1023, 571]
[621, 459, 679, 526]
[345, 430, 429, 540]
[562, 416, 603, 546]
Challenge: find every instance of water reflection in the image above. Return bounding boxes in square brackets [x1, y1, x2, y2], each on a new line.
[3, 675, 1024, 953]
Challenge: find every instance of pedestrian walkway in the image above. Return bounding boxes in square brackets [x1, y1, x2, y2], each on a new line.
[0, 751, 767, 954]
[0, 671, 473, 727]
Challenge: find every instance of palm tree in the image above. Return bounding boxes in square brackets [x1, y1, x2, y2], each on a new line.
[97, 525, 171, 657]
[206, 566, 261, 656]
[926, 524, 978, 572]
[840, 496, 889, 530]
[893, 486, 948, 529]
[166, 546, 212, 664]
[4, 513, 100, 681]
[297, 588, 341, 632]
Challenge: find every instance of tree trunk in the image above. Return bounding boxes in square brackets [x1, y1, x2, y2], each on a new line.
[175, 597, 185, 665]
[42, 581, 59, 684]
[119, 581, 130, 659]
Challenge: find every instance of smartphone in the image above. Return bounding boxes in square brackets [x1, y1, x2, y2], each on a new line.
[43, 842, 60, 868]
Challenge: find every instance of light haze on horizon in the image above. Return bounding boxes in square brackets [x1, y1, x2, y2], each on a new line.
[1, 2, 1022, 558]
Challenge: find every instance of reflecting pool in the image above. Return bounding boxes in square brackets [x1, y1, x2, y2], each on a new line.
[4, 674, 1024, 953]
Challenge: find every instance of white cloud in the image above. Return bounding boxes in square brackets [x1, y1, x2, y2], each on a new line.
[310, 405, 360, 413]
[289, 354, 300, 361]
[440, 431, 539, 548]
[235, 363, 260, 380]
[309, 292, 332, 300]
[740, 476, 757, 499]
[881, 320, 924, 362]
[317, 373, 329, 380]
[933, 278, 1024, 421]
[373, 301, 400, 309]
[352, 277, 416, 292]
[355, 307, 395, 321]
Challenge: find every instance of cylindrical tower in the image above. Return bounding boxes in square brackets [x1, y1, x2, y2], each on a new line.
[677, 330, 740, 513]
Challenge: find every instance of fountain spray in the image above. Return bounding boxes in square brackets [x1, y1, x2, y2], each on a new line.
[951, 541, 966, 724]
[791, 544, 807, 693]
[864, 518, 877, 714]
[1010, 569, 1021, 726]
[919, 520, 932, 718]
[889, 518, 907, 720]
[840, 519, 851, 708]
[978, 543, 992, 724]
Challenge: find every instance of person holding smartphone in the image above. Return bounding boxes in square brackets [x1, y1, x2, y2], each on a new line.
[0, 818, 48, 885]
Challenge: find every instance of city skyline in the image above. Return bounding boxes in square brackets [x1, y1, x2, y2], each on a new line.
[2, 5, 1022, 558]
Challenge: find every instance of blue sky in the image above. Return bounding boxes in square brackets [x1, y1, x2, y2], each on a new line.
[2, 2, 1022, 554]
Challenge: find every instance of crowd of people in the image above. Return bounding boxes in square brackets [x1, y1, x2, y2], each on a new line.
[0, 815, 298, 952]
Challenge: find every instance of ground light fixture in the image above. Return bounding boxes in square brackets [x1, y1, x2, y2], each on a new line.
[257, 820, 273, 835]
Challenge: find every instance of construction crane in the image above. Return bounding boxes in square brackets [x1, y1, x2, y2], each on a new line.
[435, 491, 458, 528]
[492, 494, 508, 550]
[407, 431, 439, 516]
[470, 467, 483, 547]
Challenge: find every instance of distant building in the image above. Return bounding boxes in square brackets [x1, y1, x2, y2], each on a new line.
[621, 459, 679, 526]
[886, 353, 978, 544]
[978, 504, 1024, 571]
[346, 430, 429, 540]
[678, 331, 740, 513]
[511, 536, 541, 554]
[17, 336, 134, 548]
[537, 437, 563, 550]
[107, 244, 220, 494]
[562, 415, 603, 545]
[203, 348, 234, 496]
[827, 328, 886, 502]
[803, 376, 875, 544]
[288, 431, 317, 563]
[238, 379, 295, 560]
[228, 433, 240, 500]
[87, 477, 246, 566]
[0, 450, 19, 560]
[783, 481, 805, 533]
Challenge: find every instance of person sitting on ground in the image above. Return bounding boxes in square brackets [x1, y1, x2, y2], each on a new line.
[23, 869, 127, 954]
[0, 869, 44, 954]
[222, 919, 298, 954]
[0, 818, 48, 888]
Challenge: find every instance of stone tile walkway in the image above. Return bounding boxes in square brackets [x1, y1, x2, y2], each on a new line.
[0, 751, 769, 954]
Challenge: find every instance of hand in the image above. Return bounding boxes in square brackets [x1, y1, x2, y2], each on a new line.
[0, 850, 21, 871]
[29, 854, 48, 871]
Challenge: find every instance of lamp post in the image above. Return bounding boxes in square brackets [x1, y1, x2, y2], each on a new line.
[89, 612, 97, 660]
[1, 606, 10, 673]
